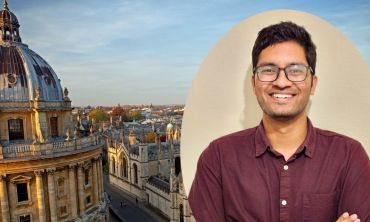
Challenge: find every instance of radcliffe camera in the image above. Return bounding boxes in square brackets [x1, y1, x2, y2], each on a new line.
[0, 1, 188, 222]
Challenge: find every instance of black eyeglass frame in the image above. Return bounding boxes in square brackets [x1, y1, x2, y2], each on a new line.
[253, 64, 314, 82]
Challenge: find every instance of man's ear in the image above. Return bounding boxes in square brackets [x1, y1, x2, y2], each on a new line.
[251, 75, 256, 94]
[310, 75, 318, 95]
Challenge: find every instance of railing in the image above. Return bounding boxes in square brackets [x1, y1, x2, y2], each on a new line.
[0, 135, 101, 160]
[0, 100, 71, 111]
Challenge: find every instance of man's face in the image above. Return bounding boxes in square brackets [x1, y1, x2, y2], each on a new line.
[252, 41, 318, 121]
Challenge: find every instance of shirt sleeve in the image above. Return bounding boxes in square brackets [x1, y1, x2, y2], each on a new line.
[188, 142, 226, 222]
[338, 141, 370, 220]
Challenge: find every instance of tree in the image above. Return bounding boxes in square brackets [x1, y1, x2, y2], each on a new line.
[111, 106, 128, 121]
[88, 108, 109, 122]
[129, 110, 143, 121]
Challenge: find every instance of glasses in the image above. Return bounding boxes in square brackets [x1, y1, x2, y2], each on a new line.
[253, 64, 313, 82]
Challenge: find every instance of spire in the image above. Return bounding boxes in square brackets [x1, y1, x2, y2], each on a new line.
[3, 0, 8, 10]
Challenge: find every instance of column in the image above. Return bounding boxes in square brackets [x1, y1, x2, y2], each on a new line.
[92, 158, 99, 204]
[77, 162, 85, 215]
[96, 158, 101, 201]
[68, 164, 78, 217]
[0, 174, 10, 222]
[99, 156, 104, 200]
[99, 156, 104, 197]
[47, 168, 57, 222]
[35, 170, 47, 222]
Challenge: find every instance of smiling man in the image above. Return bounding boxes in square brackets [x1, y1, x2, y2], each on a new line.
[188, 22, 370, 222]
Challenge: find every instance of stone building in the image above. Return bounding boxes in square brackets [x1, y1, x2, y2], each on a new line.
[107, 121, 192, 221]
[0, 1, 107, 221]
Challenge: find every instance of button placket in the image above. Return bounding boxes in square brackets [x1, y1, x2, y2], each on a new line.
[279, 163, 290, 221]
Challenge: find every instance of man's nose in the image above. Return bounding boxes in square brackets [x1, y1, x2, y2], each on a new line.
[272, 69, 293, 88]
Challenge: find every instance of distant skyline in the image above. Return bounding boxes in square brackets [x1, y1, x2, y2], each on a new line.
[9, 0, 370, 106]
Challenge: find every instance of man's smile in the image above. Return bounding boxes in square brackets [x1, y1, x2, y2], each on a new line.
[268, 92, 296, 103]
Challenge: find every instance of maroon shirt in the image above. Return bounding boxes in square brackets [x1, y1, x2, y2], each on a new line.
[189, 119, 370, 222]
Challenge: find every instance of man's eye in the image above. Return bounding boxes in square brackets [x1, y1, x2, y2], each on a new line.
[261, 68, 275, 74]
[289, 69, 304, 74]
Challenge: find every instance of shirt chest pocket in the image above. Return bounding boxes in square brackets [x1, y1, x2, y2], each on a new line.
[302, 190, 339, 222]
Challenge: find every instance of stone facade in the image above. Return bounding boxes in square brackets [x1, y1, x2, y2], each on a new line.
[107, 123, 192, 221]
[0, 2, 108, 221]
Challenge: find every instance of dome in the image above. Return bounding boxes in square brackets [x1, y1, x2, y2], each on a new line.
[0, 1, 64, 102]
[0, 45, 64, 101]
[0, 3, 19, 27]
[166, 123, 173, 130]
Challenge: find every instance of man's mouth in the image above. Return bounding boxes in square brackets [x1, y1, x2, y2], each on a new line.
[271, 93, 294, 98]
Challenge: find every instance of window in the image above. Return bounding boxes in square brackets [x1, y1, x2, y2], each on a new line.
[19, 215, 31, 222]
[8, 119, 24, 140]
[84, 168, 89, 186]
[133, 164, 138, 184]
[179, 204, 184, 222]
[57, 178, 65, 197]
[11, 175, 32, 205]
[121, 157, 127, 178]
[59, 206, 68, 217]
[112, 157, 116, 174]
[17, 183, 28, 202]
[50, 117, 58, 138]
[175, 157, 181, 176]
[85, 195, 92, 207]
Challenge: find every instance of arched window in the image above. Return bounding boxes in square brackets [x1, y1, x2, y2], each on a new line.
[4, 27, 10, 40]
[175, 156, 181, 176]
[121, 157, 127, 178]
[50, 117, 58, 137]
[112, 157, 116, 174]
[179, 204, 184, 222]
[133, 163, 138, 184]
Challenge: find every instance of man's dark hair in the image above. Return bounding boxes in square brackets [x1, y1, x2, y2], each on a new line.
[252, 21, 317, 74]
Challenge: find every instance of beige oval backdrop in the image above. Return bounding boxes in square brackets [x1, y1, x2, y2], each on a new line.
[181, 9, 370, 196]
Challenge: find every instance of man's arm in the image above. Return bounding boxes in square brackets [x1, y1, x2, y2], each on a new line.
[338, 141, 370, 221]
[189, 142, 225, 222]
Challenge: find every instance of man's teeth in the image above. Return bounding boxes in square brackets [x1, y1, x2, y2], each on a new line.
[272, 94, 292, 98]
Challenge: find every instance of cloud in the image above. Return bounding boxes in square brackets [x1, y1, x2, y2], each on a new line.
[18, 1, 182, 54]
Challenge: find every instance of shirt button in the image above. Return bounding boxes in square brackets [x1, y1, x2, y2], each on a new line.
[281, 200, 288, 206]
[283, 165, 289, 171]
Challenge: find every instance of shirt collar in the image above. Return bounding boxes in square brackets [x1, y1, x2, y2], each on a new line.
[254, 118, 317, 158]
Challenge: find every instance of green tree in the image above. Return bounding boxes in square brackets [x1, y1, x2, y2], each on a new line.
[129, 110, 143, 121]
[88, 108, 109, 122]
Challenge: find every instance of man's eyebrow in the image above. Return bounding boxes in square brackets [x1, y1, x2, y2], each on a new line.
[257, 62, 307, 67]
[257, 62, 277, 67]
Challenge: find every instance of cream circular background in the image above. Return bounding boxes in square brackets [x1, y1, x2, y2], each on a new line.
[181, 9, 370, 195]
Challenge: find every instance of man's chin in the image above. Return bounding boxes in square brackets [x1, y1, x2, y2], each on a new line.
[266, 112, 300, 122]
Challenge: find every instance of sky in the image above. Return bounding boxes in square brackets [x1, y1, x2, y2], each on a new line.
[8, 0, 370, 106]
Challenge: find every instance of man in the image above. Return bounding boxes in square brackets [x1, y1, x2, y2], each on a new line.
[189, 22, 370, 222]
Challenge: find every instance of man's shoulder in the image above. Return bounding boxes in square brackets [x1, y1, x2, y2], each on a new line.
[315, 127, 361, 145]
[212, 126, 258, 145]
[315, 128, 363, 149]
[200, 127, 258, 163]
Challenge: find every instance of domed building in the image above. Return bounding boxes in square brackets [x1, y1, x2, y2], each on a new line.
[0, 1, 107, 221]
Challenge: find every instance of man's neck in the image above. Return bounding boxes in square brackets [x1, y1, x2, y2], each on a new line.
[262, 113, 308, 161]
